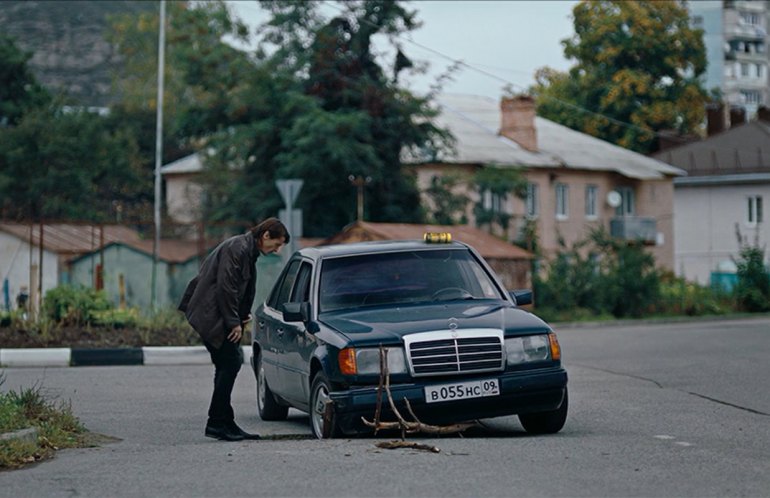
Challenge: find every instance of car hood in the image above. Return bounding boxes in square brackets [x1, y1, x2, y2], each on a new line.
[318, 301, 550, 346]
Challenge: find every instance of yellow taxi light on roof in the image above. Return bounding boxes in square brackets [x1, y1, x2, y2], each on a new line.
[423, 232, 452, 243]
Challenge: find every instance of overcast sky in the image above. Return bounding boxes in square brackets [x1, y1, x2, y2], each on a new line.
[226, 0, 579, 99]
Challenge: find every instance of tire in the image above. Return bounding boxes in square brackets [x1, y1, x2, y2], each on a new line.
[518, 389, 568, 434]
[309, 372, 342, 439]
[255, 352, 288, 421]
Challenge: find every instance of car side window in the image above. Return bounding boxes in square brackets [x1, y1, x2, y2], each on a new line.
[290, 262, 312, 304]
[268, 260, 301, 310]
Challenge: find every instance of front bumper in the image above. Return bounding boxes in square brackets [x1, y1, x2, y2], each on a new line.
[329, 367, 568, 432]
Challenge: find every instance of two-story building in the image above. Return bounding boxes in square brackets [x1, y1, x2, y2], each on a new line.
[408, 94, 684, 270]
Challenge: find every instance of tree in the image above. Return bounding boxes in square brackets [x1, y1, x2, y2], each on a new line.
[0, 34, 50, 126]
[532, 1, 708, 154]
[424, 174, 469, 225]
[189, 0, 450, 236]
[0, 107, 146, 222]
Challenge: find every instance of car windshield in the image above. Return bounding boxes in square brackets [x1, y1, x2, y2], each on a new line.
[318, 249, 503, 312]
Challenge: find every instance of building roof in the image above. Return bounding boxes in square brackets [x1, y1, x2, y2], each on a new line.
[409, 94, 684, 180]
[321, 221, 533, 260]
[160, 153, 203, 175]
[652, 120, 770, 178]
[0, 223, 142, 256]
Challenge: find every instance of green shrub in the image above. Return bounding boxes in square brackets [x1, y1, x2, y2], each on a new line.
[90, 308, 140, 328]
[42, 285, 111, 325]
[734, 245, 770, 312]
[656, 272, 731, 316]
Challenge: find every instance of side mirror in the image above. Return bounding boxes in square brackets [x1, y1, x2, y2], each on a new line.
[509, 289, 533, 306]
[281, 302, 320, 334]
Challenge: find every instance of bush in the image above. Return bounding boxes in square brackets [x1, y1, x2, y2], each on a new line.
[656, 272, 731, 316]
[733, 245, 770, 312]
[42, 285, 111, 326]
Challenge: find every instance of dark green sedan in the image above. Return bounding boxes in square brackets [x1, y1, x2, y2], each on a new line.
[251, 236, 568, 438]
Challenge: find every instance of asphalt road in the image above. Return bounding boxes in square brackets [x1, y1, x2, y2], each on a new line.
[1, 316, 768, 497]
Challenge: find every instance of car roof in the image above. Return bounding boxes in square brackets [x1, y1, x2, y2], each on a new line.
[297, 239, 469, 260]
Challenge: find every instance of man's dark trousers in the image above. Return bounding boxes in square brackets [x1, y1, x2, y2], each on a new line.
[204, 339, 243, 427]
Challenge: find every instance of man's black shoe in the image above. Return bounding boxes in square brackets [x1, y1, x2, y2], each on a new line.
[227, 421, 261, 440]
[205, 425, 245, 441]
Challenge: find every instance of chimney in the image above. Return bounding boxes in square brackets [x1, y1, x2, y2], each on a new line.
[706, 102, 728, 136]
[500, 95, 537, 152]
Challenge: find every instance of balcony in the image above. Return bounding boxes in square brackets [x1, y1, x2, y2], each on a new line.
[610, 217, 657, 244]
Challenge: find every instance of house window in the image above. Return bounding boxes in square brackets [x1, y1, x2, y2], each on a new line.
[525, 183, 539, 218]
[615, 186, 635, 217]
[741, 90, 762, 105]
[741, 63, 749, 77]
[482, 190, 505, 214]
[748, 195, 764, 225]
[585, 185, 598, 219]
[555, 183, 569, 220]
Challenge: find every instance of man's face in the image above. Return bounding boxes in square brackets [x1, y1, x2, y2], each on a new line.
[259, 234, 286, 255]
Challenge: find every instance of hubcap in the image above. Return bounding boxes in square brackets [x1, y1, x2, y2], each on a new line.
[311, 383, 330, 438]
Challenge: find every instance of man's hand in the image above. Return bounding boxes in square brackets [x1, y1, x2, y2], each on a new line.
[227, 324, 243, 343]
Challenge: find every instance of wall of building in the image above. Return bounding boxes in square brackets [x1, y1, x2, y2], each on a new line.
[165, 173, 203, 225]
[0, 232, 59, 311]
[415, 165, 677, 271]
[674, 182, 769, 284]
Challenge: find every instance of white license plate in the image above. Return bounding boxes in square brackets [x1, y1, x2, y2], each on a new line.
[424, 378, 500, 404]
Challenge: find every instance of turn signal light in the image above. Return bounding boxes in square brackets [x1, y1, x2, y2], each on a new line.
[548, 333, 561, 361]
[338, 348, 357, 375]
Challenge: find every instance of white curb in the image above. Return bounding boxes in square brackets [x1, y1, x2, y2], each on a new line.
[0, 348, 71, 368]
[142, 346, 210, 365]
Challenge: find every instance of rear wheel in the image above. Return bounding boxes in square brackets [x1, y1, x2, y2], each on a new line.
[309, 372, 342, 439]
[256, 352, 288, 421]
[518, 389, 568, 434]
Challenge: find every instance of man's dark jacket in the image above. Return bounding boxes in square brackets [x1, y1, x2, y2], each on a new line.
[178, 233, 258, 349]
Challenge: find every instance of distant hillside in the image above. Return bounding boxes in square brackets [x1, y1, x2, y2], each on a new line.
[0, 0, 157, 107]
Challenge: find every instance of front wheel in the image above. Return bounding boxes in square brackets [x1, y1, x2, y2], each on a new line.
[309, 372, 342, 439]
[518, 389, 568, 434]
[256, 352, 288, 421]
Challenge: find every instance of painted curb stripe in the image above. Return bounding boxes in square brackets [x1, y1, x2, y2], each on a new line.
[70, 348, 144, 366]
[142, 346, 210, 365]
[0, 348, 71, 368]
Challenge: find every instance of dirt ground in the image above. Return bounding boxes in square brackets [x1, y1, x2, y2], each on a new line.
[0, 325, 202, 349]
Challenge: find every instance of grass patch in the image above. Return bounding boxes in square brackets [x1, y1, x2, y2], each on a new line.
[0, 372, 91, 469]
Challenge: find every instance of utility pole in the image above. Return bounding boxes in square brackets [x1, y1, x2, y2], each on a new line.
[349, 175, 372, 222]
[151, 0, 166, 310]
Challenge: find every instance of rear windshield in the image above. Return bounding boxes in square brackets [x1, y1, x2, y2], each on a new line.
[318, 249, 503, 312]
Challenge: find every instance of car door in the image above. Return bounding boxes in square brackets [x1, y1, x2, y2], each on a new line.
[278, 260, 316, 406]
[260, 259, 301, 397]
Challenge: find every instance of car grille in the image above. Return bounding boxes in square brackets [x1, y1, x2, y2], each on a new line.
[404, 329, 504, 377]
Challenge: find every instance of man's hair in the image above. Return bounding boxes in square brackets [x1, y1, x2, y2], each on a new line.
[250, 217, 290, 244]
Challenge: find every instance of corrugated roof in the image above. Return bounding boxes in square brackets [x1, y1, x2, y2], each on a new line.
[0, 223, 142, 255]
[652, 121, 770, 176]
[322, 221, 533, 260]
[408, 94, 684, 180]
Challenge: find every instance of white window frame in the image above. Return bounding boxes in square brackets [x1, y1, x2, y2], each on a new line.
[747, 195, 764, 226]
[555, 183, 569, 220]
[585, 185, 598, 219]
[525, 183, 539, 219]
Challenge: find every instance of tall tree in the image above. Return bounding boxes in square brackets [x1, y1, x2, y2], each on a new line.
[181, 0, 449, 236]
[0, 107, 146, 222]
[0, 34, 50, 126]
[532, 1, 708, 153]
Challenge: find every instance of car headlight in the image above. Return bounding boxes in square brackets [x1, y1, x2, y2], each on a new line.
[505, 334, 551, 365]
[338, 347, 408, 375]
